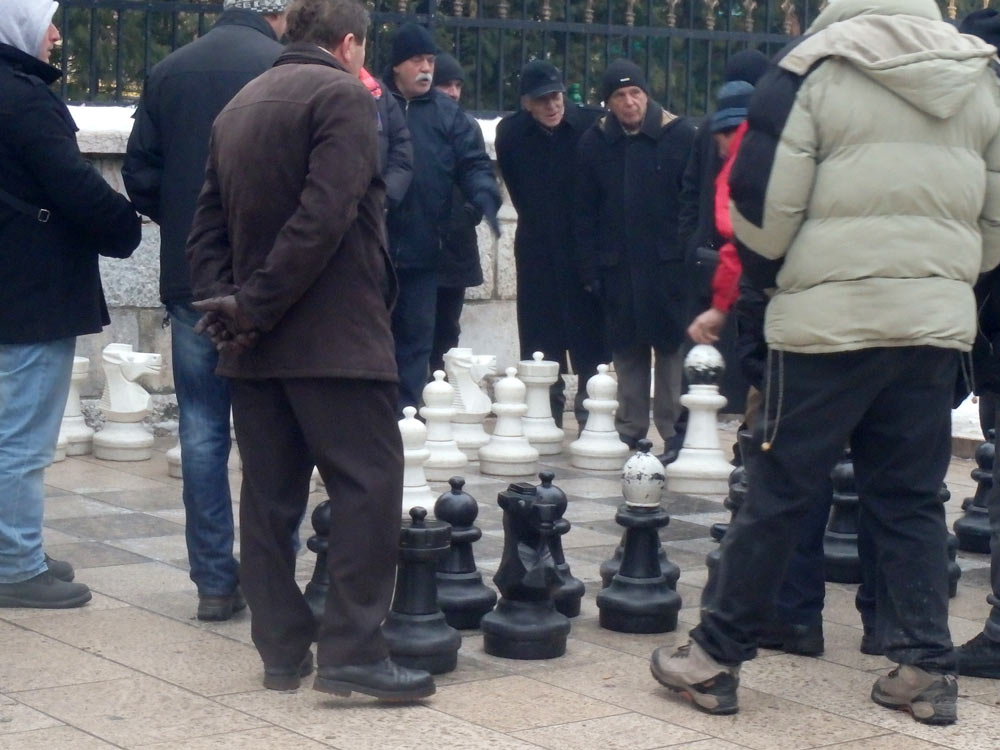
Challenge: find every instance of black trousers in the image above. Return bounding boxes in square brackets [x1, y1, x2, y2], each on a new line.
[693, 347, 956, 673]
[231, 377, 402, 669]
[429, 286, 466, 374]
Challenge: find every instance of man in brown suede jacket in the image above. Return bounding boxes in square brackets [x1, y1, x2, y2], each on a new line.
[186, 0, 434, 701]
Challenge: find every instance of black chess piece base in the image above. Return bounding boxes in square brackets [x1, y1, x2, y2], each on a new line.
[382, 612, 461, 674]
[954, 510, 991, 554]
[823, 535, 861, 584]
[437, 573, 498, 630]
[481, 598, 570, 660]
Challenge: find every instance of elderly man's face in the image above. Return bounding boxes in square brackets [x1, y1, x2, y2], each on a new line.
[608, 86, 647, 131]
[394, 54, 435, 99]
[522, 91, 565, 129]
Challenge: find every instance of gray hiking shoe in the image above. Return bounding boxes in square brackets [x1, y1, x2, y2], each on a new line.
[870, 665, 957, 725]
[650, 641, 740, 715]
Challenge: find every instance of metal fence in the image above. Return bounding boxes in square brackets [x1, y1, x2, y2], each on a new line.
[54, 0, 991, 115]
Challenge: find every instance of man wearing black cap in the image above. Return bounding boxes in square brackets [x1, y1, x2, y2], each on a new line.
[574, 59, 696, 455]
[384, 24, 500, 410]
[428, 53, 487, 373]
[495, 60, 609, 429]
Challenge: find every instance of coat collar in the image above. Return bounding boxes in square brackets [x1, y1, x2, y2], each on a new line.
[273, 42, 349, 73]
[598, 99, 679, 142]
[0, 42, 60, 84]
[213, 9, 280, 41]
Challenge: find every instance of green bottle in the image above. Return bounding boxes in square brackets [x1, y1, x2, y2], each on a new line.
[568, 83, 583, 105]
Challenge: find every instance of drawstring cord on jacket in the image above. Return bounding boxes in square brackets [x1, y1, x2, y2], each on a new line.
[761, 348, 784, 452]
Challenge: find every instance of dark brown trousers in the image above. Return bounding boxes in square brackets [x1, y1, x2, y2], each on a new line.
[230, 377, 402, 669]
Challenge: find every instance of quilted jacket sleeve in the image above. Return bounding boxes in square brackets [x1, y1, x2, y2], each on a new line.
[980, 124, 1000, 274]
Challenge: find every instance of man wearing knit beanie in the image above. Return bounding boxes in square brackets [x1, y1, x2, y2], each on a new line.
[123, 0, 289, 622]
[1, 1, 141, 608]
[576, 58, 696, 460]
[384, 26, 500, 412]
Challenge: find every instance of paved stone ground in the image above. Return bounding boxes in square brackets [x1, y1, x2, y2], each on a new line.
[2, 421, 999, 749]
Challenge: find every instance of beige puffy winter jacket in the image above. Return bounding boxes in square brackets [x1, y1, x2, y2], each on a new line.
[730, 0, 1000, 353]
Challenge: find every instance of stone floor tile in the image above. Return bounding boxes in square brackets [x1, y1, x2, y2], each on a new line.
[88, 454, 180, 485]
[434, 652, 516, 687]
[111, 534, 192, 563]
[42, 527, 82, 546]
[550, 478, 626, 499]
[42, 495, 131, 520]
[218, 689, 547, 750]
[99, 635, 263, 697]
[431, 674, 626, 732]
[568, 617, 687, 658]
[530, 653, 883, 750]
[74, 562, 193, 603]
[14, 607, 206, 653]
[810, 622, 893, 672]
[666, 742, 751, 750]
[0, 701, 63, 734]
[146, 509, 188, 526]
[511, 711, 708, 750]
[45, 513, 184, 542]
[127, 591, 253, 641]
[0, 591, 129, 621]
[0, 725, 123, 749]
[0, 622, 132, 691]
[46, 541, 151, 569]
[13, 675, 265, 748]
[816, 737, 959, 750]
[739, 653, 1000, 749]
[453, 637, 627, 678]
[43, 459, 171, 494]
[564, 500, 626, 524]
[87, 487, 184, 513]
[946, 585, 991, 622]
[133, 726, 334, 749]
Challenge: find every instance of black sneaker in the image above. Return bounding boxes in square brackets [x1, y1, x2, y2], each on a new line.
[957, 632, 1000, 678]
[197, 587, 246, 621]
[0, 572, 91, 609]
[314, 657, 435, 701]
[44, 554, 74, 582]
[860, 630, 885, 656]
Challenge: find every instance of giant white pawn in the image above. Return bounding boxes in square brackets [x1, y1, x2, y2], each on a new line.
[59, 356, 95, 456]
[421, 371, 468, 481]
[478, 368, 539, 477]
[445, 347, 495, 460]
[666, 345, 732, 494]
[519, 352, 565, 455]
[93, 344, 163, 461]
[399, 406, 436, 513]
[570, 364, 629, 470]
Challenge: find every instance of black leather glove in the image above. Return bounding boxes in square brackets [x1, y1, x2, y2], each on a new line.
[473, 192, 501, 238]
[583, 278, 602, 297]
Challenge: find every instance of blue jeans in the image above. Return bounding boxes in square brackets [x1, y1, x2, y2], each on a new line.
[0, 338, 75, 583]
[391, 268, 438, 411]
[167, 302, 238, 597]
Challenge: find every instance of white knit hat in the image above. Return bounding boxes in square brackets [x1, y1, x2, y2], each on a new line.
[223, 0, 290, 12]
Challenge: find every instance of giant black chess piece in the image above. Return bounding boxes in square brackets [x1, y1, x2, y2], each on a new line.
[707, 429, 753, 571]
[939, 483, 962, 598]
[597, 441, 681, 633]
[600, 441, 678, 589]
[480, 482, 570, 659]
[954, 432, 994, 554]
[304, 499, 331, 624]
[382, 507, 462, 674]
[535, 471, 585, 618]
[824, 453, 861, 583]
[434, 477, 497, 629]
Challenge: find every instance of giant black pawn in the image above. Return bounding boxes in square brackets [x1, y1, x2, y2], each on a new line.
[954, 435, 995, 554]
[938, 483, 962, 598]
[480, 482, 570, 660]
[824, 454, 862, 584]
[707, 429, 753, 571]
[433, 477, 497, 629]
[382, 507, 462, 674]
[535, 471, 585, 618]
[303, 499, 331, 625]
[596, 502, 681, 633]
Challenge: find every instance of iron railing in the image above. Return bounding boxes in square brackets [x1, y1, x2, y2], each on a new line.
[53, 0, 990, 115]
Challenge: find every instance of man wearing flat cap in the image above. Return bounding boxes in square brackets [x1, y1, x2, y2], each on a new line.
[383, 23, 500, 411]
[495, 60, 609, 429]
[574, 59, 696, 455]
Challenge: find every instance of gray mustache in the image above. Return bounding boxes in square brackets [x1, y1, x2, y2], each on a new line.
[415, 72, 433, 84]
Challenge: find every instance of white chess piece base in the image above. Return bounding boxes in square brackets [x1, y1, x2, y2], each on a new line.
[166, 441, 182, 478]
[666, 385, 731, 494]
[93, 421, 154, 461]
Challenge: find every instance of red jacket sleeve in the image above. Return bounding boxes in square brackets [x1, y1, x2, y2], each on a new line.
[710, 122, 748, 313]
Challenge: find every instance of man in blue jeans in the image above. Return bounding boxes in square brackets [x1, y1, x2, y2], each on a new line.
[123, 0, 289, 620]
[0, 1, 141, 607]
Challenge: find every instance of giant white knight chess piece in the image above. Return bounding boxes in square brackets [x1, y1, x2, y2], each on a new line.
[444, 347, 496, 460]
[93, 343, 163, 461]
[665, 345, 732, 494]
